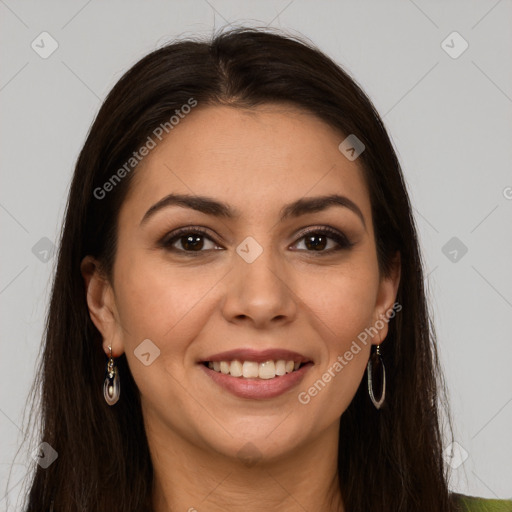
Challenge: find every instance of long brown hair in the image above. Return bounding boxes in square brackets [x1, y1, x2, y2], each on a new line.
[14, 27, 457, 511]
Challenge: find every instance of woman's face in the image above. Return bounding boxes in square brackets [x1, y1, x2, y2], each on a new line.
[84, 104, 399, 463]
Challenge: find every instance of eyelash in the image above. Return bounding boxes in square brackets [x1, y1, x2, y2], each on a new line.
[159, 226, 354, 256]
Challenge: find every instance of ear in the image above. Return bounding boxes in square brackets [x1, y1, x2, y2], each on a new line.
[372, 251, 401, 345]
[80, 255, 124, 357]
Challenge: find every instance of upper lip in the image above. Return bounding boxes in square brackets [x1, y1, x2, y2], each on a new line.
[200, 348, 312, 364]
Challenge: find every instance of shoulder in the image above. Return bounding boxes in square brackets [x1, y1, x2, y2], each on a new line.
[451, 492, 512, 512]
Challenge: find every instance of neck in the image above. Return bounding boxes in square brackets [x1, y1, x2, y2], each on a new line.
[148, 419, 345, 512]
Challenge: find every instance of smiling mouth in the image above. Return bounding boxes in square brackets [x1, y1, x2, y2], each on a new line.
[201, 359, 310, 379]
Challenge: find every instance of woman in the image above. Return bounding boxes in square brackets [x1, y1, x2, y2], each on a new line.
[19, 27, 511, 511]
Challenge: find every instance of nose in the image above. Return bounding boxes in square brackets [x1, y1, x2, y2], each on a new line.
[221, 242, 298, 329]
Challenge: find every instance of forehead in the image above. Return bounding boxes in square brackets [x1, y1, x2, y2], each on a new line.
[122, 104, 371, 224]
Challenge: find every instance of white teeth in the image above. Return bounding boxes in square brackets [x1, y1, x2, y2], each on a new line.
[242, 361, 259, 378]
[220, 361, 230, 374]
[206, 359, 305, 379]
[275, 360, 286, 375]
[259, 360, 275, 380]
[230, 360, 243, 377]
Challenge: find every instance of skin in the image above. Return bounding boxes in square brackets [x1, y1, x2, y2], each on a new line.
[81, 104, 400, 512]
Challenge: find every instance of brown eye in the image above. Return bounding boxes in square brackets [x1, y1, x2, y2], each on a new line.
[303, 233, 329, 251]
[293, 227, 353, 253]
[161, 228, 221, 253]
[159, 226, 353, 256]
[176, 233, 206, 251]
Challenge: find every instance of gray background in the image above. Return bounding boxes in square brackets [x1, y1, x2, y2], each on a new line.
[1, 0, 511, 508]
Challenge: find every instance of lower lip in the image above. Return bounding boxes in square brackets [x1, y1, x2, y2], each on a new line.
[199, 363, 313, 400]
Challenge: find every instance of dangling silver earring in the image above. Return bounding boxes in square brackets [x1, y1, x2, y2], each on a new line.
[367, 343, 386, 409]
[103, 345, 120, 406]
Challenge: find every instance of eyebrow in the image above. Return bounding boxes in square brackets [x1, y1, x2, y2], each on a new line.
[140, 193, 366, 229]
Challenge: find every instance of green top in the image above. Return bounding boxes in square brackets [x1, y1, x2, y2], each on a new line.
[456, 493, 512, 512]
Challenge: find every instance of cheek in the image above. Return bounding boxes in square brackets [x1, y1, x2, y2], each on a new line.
[114, 251, 220, 333]
[111, 253, 223, 379]
[298, 255, 380, 347]
[293, 259, 379, 414]
[111, 255, 224, 419]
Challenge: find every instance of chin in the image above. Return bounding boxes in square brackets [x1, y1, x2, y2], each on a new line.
[199, 418, 308, 464]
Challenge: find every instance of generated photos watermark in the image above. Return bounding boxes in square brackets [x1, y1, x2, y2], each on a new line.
[297, 301, 402, 404]
[93, 97, 198, 200]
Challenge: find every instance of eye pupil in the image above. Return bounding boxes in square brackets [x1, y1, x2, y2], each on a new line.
[182, 234, 204, 251]
[305, 234, 327, 251]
